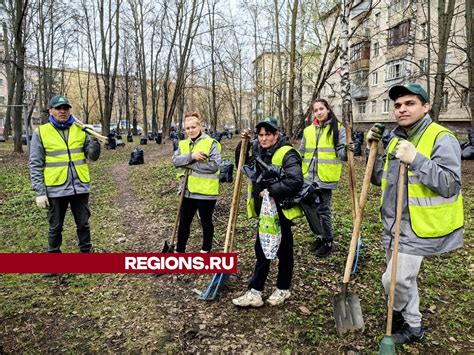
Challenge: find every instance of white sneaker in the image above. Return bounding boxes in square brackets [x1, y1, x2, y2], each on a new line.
[267, 288, 291, 306]
[232, 289, 264, 307]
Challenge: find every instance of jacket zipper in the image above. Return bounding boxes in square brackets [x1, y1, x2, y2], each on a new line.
[58, 127, 77, 195]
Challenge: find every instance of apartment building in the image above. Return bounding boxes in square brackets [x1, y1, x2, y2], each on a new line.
[320, 0, 470, 128]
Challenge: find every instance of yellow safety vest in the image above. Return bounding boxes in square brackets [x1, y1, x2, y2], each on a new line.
[38, 122, 90, 187]
[177, 137, 220, 196]
[382, 123, 464, 238]
[302, 124, 342, 182]
[247, 145, 304, 221]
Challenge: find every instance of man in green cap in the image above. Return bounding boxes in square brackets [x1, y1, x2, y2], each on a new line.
[29, 95, 101, 256]
[366, 83, 464, 344]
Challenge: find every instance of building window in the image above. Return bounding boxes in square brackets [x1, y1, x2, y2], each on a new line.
[350, 42, 370, 62]
[385, 59, 406, 81]
[420, 22, 428, 40]
[441, 91, 448, 111]
[373, 42, 379, 57]
[383, 99, 390, 113]
[357, 101, 366, 114]
[0, 79, 3, 87]
[462, 89, 469, 107]
[388, 21, 411, 46]
[371, 71, 378, 85]
[371, 100, 377, 113]
[419, 59, 428, 74]
[374, 13, 380, 27]
[0, 96, 4, 105]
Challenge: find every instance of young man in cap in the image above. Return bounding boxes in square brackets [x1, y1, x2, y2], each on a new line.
[232, 117, 304, 307]
[29, 95, 101, 256]
[367, 83, 464, 344]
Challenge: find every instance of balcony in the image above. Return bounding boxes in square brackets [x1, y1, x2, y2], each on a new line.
[351, 0, 371, 20]
[350, 58, 370, 71]
[351, 85, 369, 99]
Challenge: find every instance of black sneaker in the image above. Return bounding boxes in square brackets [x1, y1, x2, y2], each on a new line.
[308, 238, 325, 252]
[392, 325, 424, 345]
[314, 242, 332, 257]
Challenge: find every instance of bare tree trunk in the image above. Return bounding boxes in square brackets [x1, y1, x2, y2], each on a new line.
[287, 0, 298, 138]
[13, 0, 28, 153]
[274, 0, 284, 131]
[207, 0, 218, 131]
[467, 0, 474, 127]
[3, 21, 15, 140]
[430, 0, 455, 121]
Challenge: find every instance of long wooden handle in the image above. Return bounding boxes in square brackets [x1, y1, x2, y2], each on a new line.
[345, 123, 360, 222]
[74, 117, 109, 144]
[386, 162, 406, 336]
[342, 140, 378, 283]
[171, 169, 190, 245]
[224, 137, 249, 253]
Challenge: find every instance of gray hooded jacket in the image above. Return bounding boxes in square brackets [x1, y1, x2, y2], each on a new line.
[371, 115, 463, 256]
[172, 133, 221, 200]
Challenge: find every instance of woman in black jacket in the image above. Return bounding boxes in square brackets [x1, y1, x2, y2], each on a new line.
[232, 117, 303, 307]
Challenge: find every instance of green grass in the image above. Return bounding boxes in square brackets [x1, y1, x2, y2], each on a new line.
[0, 139, 472, 353]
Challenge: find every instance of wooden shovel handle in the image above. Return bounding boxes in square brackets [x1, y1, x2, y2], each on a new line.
[224, 137, 249, 253]
[386, 162, 406, 336]
[171, 169, 190, 246]
[342, 140, 378, 283]
[74, 117, 109, 144]
[345, 123, 360, 221]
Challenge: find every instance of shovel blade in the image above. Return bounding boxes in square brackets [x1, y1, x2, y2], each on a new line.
[378, 336, 396, 354]
[162, 241, 175, 253]
[333, 290, 365, 336]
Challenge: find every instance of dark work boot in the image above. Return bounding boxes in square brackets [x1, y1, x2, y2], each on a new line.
[392, 325, 425, 345]
[308, 237, 324, 252]
[314, 242, 332, 257]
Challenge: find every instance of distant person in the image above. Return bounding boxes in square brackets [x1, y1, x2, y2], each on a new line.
[298, 98, 347, 256]
[367, 83, 464, 345]
[172, 112, 222, 252]
[29, 95, 101, 256]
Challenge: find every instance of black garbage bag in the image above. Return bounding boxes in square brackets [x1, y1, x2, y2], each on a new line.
[298, 183, 323, 236]
[462, 146, 474, 160]
[219, 159, 234, 183]
[352, 131, 364, 156]
[106, 133, 117, 150]
[140, 138, 148, 145]
[127, 132, 133, 142]
[129, 147, 144, 165]
[155, 133, 162, 144]
[172, 138, 179, 151]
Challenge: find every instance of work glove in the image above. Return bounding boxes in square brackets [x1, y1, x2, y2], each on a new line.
[36, 195, 49, 208]
[395, 140, 417, 164]
[366, 123, 385, 143]
[346, 141, 356, 152]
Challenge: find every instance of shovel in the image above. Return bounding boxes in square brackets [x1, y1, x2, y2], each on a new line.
[162, 168, 190, 253]
[200, 136, 249, 300]
[334, 139, 379, 336]
[379, 162, 406, 354]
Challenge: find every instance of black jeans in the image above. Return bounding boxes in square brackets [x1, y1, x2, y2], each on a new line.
[176, 197, 217, 252]
[314, 188, 333, 243]
[249, 209, 294, 291]
[47, 193, 92, 252]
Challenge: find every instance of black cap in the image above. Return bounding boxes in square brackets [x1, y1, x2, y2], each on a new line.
[256, 116, 278, 130]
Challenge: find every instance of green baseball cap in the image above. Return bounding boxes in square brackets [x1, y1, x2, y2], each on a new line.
[48, 95, 72, 108]
[256, 116, 278, 130]
[388, 83, 429, 103]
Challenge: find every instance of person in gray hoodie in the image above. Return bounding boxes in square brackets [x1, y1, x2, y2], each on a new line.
[29, 95, 101, 254]
[172, 111, 221, 253]
[367, 83, 464, 345]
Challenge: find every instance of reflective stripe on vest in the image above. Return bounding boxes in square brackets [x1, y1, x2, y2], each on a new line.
[382, 123, 464, 238]
[246, 145, 303, 221]
[302, 124, 342, 182]
[38, 123, 90, 187]
[177, 137, 220, 196]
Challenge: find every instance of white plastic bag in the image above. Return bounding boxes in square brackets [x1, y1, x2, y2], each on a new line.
[258, 189, 282, 259]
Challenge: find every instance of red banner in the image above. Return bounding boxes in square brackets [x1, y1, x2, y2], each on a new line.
[0, 253, 238, 274]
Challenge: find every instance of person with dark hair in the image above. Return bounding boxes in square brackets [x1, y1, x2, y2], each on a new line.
[367, 83, 464, 345]
[172, 111, 222, 253]
[29, 95, 101, 257]
[232, 117, 304, 307]
[298, 98, 347, 256]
